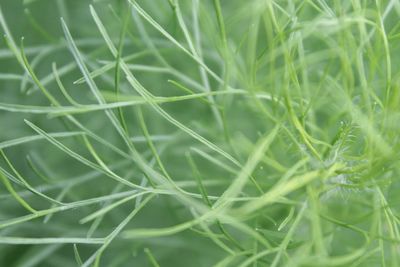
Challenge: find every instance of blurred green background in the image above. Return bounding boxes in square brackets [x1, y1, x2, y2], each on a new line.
[1, 0, 400, 266]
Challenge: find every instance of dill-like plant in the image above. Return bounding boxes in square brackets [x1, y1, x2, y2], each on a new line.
[0, 0, 399, 266]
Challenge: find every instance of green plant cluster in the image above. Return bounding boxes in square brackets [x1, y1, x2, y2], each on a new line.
[0, 0, 399, 266]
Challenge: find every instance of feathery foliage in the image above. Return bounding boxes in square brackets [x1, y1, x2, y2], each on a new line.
[0, 0, 400, 266]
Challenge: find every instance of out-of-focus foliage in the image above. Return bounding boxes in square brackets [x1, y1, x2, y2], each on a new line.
[0, 0, 400, 266]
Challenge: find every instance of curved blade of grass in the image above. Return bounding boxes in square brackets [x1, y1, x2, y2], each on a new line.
[237, 163, 343, 215]
[214, 125, 280, 209]
[128, 0, 223, 84]
[82, 194, 155, 267]
[24, 120, 145, 190]
[0, 189, 139, 230]
[0, 237, 104, 245]
[79, 191, 148, 224]
[0, 132, 82, 149]
[0, 169, 37, 214]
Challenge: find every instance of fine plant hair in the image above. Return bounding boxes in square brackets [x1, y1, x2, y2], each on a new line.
[0, 0, 400, 266]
